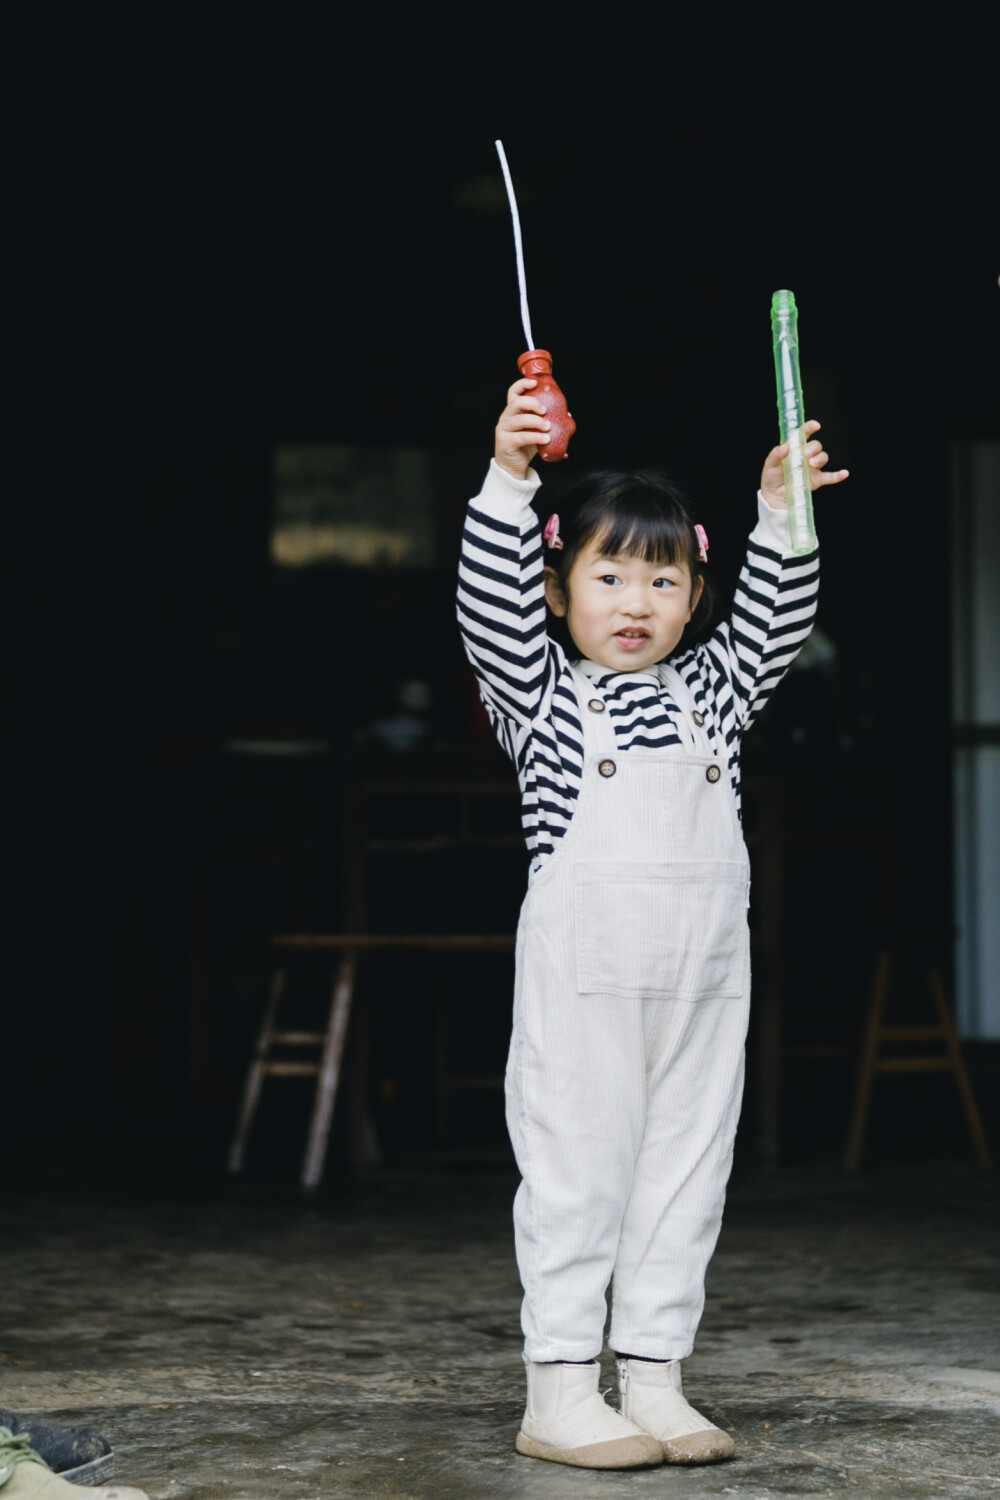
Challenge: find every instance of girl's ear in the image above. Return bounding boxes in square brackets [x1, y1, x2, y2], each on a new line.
[544, 566, 569, 618]
[686, 572, 705, 622]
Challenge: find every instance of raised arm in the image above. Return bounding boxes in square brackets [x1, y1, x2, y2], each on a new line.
[457, 379, 559, 728]
[457, 459, 553, 727]
[689, 421, 846, 733]
[699, 495, 820, 733]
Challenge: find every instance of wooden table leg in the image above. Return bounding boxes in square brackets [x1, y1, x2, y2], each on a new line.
[228, 967, 287, 1173]
[844, 948, 891, 1171]
[301, 951, 358, 1192]
[434, 992, 450, 1143]
[927, 965, 993, 1170]
[345, 990, 383, 1178]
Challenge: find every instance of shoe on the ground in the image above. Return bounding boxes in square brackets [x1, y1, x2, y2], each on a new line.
[0, 1412, 113, 1485]
[516, 1361, 663, 1470]
[617, 1357, 736, 1463]
[0, 1428, 148, 1497]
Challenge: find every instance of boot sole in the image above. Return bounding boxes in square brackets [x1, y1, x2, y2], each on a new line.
[661, 1433, 736, 1465]
[63, 1452, 116, 1485]
[516, 1432, 662, 1470]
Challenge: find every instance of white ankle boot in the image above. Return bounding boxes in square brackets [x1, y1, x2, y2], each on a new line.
[617, 1357, 735, 1463]
[517, 1361, 663, 1469]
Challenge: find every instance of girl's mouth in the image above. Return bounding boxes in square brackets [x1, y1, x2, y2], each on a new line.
[613, 629, 650, 650]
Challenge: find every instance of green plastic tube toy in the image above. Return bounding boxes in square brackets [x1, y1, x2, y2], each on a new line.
[770, 289, 817, 555]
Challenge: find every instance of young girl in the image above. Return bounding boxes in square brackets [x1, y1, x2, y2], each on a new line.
[457, 378, 848, 1471]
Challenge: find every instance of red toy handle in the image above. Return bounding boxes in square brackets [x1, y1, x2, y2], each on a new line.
[517, 350, 575, 462]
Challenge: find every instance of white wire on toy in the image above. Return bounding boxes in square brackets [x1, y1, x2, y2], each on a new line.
[494, 139, 534, 351]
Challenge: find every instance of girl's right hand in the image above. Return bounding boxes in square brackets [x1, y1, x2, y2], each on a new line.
[494, 379, 552, 480]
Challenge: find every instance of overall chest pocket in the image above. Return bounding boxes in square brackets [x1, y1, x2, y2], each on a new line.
[574, 861, 749, 1000]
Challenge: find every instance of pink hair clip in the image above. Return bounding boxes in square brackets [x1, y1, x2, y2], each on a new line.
[694, 524, 709, 564]
[543, 513, 564, 550]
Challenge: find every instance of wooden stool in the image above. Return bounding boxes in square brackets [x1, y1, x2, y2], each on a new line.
[228, 933, 514, 1191]
[845, 930, 992, 1171]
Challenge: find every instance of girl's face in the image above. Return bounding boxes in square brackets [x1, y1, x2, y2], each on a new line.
[545, 539, 703, 673]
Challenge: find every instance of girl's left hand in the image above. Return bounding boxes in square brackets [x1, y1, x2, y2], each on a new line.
[760, 420, 849, 510]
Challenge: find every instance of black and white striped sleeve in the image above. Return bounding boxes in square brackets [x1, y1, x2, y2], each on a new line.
[696, 492, 820, 735]
[457, 459, 551, 728]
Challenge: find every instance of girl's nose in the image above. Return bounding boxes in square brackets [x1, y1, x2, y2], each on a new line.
[621, 595, 652, 617]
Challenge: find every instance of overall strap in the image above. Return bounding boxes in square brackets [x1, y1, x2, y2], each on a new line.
[657, 662, 717, 758]
[567, 666, 617, 756]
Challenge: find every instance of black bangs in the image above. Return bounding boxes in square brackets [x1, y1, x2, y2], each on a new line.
[553, 469, 700, 578]
[589, 484, 694, 569]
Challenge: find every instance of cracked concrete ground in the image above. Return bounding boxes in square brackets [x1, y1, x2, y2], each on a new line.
[1, 1161, 998, 1498]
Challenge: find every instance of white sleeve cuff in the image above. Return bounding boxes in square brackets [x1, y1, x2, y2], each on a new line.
[752, 489, 810, 556]
[470, 458, 543, 522]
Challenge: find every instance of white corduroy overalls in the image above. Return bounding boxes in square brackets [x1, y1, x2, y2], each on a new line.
[506, 662, 752, 1364]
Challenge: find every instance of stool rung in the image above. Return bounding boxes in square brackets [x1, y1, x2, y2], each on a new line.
[878, 1025, 947, 1041]
[875, 1056, 951, 1074]
[265, 1062, 320, 1077]
[446, 1073, 505, 1091]
[271, 933, 515, 951]
[271, 1031, 325, 1046]
[786, 1043, 848, 1059]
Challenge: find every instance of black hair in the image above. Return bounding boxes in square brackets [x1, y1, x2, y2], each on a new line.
[540, 469, 716, 656]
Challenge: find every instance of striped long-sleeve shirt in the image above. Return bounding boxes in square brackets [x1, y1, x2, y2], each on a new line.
[457, 460, 819, 875]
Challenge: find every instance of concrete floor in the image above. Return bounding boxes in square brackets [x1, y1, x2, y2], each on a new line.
[1, 1161, 998, 1499]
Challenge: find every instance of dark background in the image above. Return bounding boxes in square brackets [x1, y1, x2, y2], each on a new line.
[9, 12, 999, 1178]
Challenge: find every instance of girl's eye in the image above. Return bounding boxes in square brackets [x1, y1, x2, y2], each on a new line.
[599, 575, 622, 586]
[653, 578, 676, 590]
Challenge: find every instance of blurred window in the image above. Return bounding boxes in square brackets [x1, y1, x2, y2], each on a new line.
[272, 446, 434, 569]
